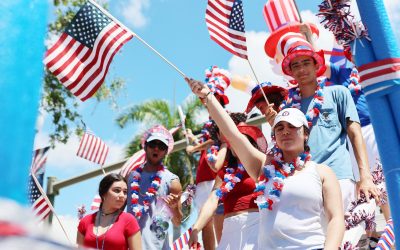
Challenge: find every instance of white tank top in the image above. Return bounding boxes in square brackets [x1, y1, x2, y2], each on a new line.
[258, 161, 325, 249]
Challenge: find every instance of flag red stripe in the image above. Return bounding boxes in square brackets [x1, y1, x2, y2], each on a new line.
[88, 137, 100, 162]
[59, 45, 92, 83]
[206, 17, 247, 42]
[210, 36, 248, 59]
[45, 33, 69, 57]
[77, 133, 87, 156]
[207, 1, 230, 19]
[79, 32, 132, 101]
[64, 24, 121, 91]
[51, 43, 86, 76]
[84, 134, 94, 159]
[46, 37, 78, 69]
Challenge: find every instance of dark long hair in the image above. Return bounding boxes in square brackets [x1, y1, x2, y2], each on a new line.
[98, 173, 128, 210]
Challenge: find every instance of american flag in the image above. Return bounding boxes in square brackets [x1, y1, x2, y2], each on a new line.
[205, 0, 248, 59]
[77, 129, 109, 165]
[119, 149, 146, 178]
[43, 1, 133, 101]
[28, 173, 51, 221]
[90, 194, 102, 211]
[30, 146, 50, 176]
[171, 227, 194, 250]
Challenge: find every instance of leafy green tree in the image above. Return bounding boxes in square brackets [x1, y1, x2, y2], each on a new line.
[43, 0, 124, 145]
[116, 96, 204, 187]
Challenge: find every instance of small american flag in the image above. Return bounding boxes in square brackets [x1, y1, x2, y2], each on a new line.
[30, 146, 50, 176]
[119, 149, 146, 178]
[171, 227, 194, 250]
[28, 173, 51, 221]
[77, 130, 109, 165]
[90, 194, 102, 211]
[43, 1, 133, 101]
[205, 0, 248, 59]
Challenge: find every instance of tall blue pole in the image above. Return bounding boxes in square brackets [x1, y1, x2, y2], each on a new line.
[0, 1, 48, 204]
[354, 0, 400, 240]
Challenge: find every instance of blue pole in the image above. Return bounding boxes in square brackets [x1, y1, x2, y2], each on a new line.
[355, 0, 400, 240]
[0, 1, 48, 204]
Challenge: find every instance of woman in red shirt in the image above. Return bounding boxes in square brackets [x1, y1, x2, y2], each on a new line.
[77, 173, 142, 250]
[189, 124, 267, 250]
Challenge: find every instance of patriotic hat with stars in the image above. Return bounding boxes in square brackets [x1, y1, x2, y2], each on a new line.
[245, 82, 288, 113]
[279, 32, 325, 77]
[263, 0, 319, 59]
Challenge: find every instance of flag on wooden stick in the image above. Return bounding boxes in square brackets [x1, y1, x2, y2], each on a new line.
[43, 1, 133, 101]
[77, 129, 109, 166]
[205, 0, 248, 59]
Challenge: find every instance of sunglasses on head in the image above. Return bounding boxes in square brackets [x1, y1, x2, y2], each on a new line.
[147, 140, 168, 151]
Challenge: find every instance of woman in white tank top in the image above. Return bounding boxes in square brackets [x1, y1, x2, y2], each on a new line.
[187, 78, 344, 250]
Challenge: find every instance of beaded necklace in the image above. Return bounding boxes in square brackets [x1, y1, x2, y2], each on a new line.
[216, 162, 246, 200]
[130, 164, 165, 219]
[281, 78, 326, 129]
[95, 211, 118, 250]
[254, 145, 311, 211]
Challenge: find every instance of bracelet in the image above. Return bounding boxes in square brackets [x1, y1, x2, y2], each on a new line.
[200, 91, 212, 105]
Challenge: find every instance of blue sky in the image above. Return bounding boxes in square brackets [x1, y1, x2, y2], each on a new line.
[35, 0, 400, 242]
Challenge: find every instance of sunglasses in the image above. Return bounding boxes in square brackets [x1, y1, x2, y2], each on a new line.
[147, 141, 168, 151]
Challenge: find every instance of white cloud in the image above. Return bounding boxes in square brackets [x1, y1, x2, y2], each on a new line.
[120, 0, 150, 28]
[45, 214, 79, 246]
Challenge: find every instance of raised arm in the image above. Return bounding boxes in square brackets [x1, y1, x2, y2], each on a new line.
[317, 164, 345, 250]
[186, 78, 266, 180]
[188, 177, 222, 247]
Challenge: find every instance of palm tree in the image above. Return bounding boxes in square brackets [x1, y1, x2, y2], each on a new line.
[116, 96, 204, 188]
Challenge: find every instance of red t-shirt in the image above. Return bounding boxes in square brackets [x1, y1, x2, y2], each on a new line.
[78, 212, 140, 250]
[217, 164, 258, 214]
[195, 150, 217, 184]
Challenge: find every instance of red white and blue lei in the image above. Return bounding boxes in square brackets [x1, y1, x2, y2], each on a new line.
[130, 164, 165, 219]
[216, 163, 246, 200]
[254, 144, 311, 210]
[281, 78, 326, 129]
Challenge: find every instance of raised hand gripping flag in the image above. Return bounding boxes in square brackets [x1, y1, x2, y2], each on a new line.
[44, 1, 133, 101]
[77, 129, 109, 165]
[28, 173, 51, 221]
[205, 0, 248, 59]
[30, 146, 50, 176]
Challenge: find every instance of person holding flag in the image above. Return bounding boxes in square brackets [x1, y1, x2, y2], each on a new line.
[126, 125, 183, 250]
[186, 77, 345, 249]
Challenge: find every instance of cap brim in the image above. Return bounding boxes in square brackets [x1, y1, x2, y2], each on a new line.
[272, 117, 304, 130]
[264, 23, 319, 58]
[146, 136, 169, 147]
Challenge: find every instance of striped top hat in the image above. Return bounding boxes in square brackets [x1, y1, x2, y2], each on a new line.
[263, 0, 319, 58]
[278, 32, 325, 76]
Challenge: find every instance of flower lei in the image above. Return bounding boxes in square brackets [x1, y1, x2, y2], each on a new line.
[254, 144, 311, 210]
[206, 145, 220, 164]
[281, 78, 326, 129]
[130, 164, 165, 219]
[347, 67, 362, 98]
[216, 163, 246, 200]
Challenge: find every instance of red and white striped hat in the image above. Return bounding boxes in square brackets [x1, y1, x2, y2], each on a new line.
[278, 32, 325, 77]
[263, 0, 319, 58]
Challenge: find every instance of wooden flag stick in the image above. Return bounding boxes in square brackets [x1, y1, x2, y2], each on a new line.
[247, 59, 270, 106]
[31, 173, 73, 245]
[89, 0, 186, 78]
